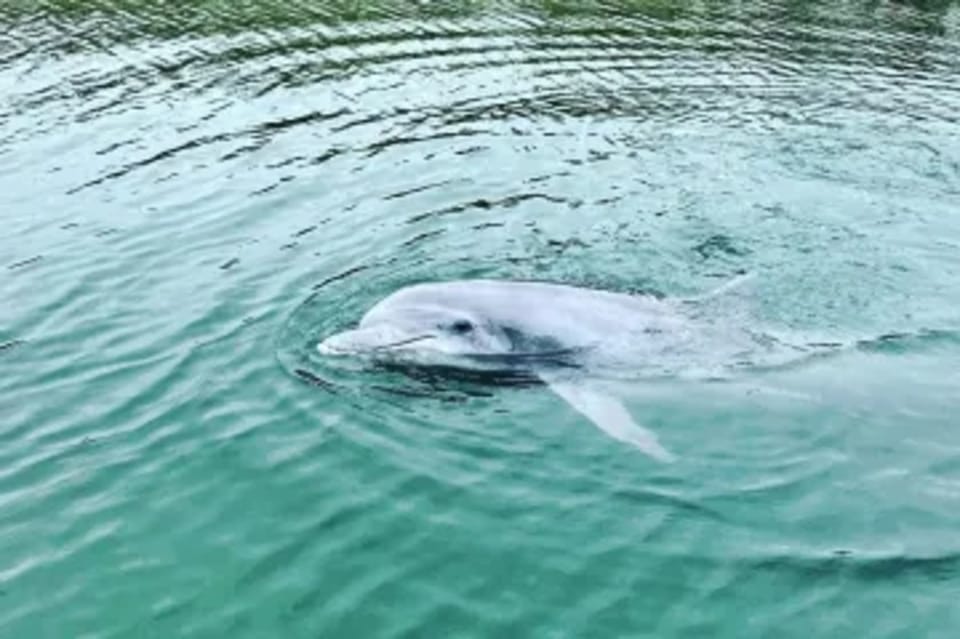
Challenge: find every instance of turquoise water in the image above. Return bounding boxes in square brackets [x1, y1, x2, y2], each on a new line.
[3, 0, 960, 636]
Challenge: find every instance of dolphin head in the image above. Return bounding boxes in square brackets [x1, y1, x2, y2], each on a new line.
[317, 303, 512, 365]
[316, 281, 596, 373]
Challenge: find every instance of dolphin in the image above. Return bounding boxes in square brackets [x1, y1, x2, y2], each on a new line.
[316, 276, 767, 462]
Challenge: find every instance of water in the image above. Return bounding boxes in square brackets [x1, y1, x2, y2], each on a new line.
[2, 0, 960, 636]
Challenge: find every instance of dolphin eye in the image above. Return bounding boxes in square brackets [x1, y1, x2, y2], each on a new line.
[449, 319, 474, 334]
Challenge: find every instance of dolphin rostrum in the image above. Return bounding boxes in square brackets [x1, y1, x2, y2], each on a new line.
[316, 276, 767, 462]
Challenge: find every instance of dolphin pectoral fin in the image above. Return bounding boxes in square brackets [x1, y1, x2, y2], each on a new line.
[543, 379, 675, 463]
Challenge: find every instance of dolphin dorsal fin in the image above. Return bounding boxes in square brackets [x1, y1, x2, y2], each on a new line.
[679, 272, 757, 327]
[684, 272, 756, 305]
[540, 375, 675, 462]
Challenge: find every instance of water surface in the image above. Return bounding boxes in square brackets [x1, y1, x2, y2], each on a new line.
[2, 1, 960, 636]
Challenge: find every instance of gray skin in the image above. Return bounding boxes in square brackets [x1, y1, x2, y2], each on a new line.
[317, 277, 762, 462]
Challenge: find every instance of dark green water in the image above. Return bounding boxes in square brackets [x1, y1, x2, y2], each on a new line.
[3, 0, 960, 636]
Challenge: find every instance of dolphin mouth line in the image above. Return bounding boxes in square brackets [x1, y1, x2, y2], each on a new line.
[317, 333, 436, 355]
[371, 334, 436, 351]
